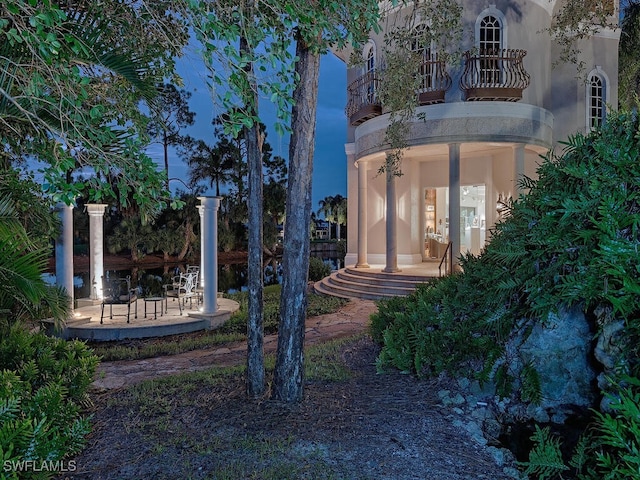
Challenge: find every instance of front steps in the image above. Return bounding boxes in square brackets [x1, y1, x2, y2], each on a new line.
[314, 267, 437, 300]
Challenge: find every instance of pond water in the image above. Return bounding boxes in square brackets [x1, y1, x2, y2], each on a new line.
[43, 255, 341, 300]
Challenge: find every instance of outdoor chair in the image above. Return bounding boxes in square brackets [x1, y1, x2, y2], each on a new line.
[186, 265, 202, 304]
[163, 272, 196, 315]
[101, 275, 138, 324]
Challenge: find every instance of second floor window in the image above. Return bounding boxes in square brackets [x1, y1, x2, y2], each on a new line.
[411, 25, 433, 91]
[365, 46, 376, 103]
[479, 14, 503, 84]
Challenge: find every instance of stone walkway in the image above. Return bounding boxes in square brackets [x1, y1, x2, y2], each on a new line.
[93, 298, 378, 390]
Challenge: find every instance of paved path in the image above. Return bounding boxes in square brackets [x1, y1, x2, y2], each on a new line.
[93, 299, 378, 390]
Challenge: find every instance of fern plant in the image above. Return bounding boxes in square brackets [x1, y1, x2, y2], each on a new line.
[0, 326, 99, 478]
[521, 425, 570, 480]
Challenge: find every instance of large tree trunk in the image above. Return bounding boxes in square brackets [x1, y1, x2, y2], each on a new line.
[243, 36, 265, 399]
[177, 219, 192, 261]
[273, 35, 320, 403]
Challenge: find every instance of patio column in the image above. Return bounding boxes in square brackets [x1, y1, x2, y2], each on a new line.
[513, 143, 525, 198]
[55, 202, 74, 309]
[383, 158, 400, 273]
[197, 205, 205, 287]
[448, 143, 461, 271]
[198, 196, 221, 314]
[86, 204, 107, 300]
[355, 158, 369, 268]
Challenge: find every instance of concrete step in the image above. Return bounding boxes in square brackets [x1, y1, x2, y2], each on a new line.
[330, 272, 415, 296]
[344, 267, 435, 283]
[336, 270, 424, 289]
[314, 278, 400, 301]
[314, 267, 436, 301]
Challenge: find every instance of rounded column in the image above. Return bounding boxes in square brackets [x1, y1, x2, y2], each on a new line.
[198, 196, 221, 314]
[86, 204, 107, 300]
[55, 202, 74, 309]
[448, 143, 461, 271]
[383, 163, 400, 273]
[197, 205, 205, 287]
[355, 159, 369, 268]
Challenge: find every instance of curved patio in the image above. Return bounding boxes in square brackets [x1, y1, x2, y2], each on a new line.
[45, 297, 240, 342]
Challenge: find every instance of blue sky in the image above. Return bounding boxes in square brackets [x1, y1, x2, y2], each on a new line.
[146, 52, 349, 211]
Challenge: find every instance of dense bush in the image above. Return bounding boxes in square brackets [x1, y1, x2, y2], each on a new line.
[0, 326, 99, 478]
[308, 256, 331, 282]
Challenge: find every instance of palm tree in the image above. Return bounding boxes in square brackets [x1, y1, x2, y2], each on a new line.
[0, 197, 68, 331]
[147, 84, 196, 187]
[332, 195, 347, 240]
[317, 195, 347, 240]
[186, 139, 235, 196]
[317, 195, 336, 239]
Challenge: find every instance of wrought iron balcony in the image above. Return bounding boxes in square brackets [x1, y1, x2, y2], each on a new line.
[346, 55, 452, 126]
[345, 70, 383, 126]
[459, 49, 530, 102]
[417, 54, 452, 106]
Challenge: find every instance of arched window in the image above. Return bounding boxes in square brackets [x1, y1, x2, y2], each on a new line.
[364, 43, 376, 103]
[476, 7, 506, 85]
[587, 69, 608, 130]
[480, 15, 502, 54]
[411, 25, 433, 91]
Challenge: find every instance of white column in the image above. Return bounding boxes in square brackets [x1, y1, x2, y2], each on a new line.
[197, 205, 205, 287]
[513, 143, 525, 198]
[86, 204, 107, 300]
[448, 143, 461, 271]
[55, 202, 74, 309]
[383, 165, 400, 273]
[198, 196, 221, 314]
[355, 159, 369, 268]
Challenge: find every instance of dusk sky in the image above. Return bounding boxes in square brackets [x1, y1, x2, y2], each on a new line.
[146, 51, 350, 211]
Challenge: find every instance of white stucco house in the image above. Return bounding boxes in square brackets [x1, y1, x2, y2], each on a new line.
[336, 0, 619, 276]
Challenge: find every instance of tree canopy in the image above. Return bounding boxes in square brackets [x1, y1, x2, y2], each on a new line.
[0, 0, 189, 217]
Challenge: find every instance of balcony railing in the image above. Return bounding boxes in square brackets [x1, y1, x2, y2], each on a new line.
[346, 55, 452, 126]
[417, 54, 452, 106]
[345, 70, 383, 126]
[459, 49, 530, 102]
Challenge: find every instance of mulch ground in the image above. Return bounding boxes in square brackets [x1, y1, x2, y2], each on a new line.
[62, 336, 517, 480]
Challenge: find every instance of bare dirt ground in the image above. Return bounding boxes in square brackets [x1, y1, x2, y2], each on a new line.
[62, 301, 518, 480]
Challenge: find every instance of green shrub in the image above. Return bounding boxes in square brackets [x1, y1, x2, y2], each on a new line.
[308, 256, 331, 282]
[0, 326, 99, 478]
[521, 375, 640, 480]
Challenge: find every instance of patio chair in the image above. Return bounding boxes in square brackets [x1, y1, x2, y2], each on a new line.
[101, 275, 138, 324]
[163, 272, 196, 315]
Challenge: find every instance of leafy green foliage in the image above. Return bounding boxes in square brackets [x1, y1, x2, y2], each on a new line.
[0, 187, 68, 330]
[520, 425, 570, 479]
[0, 0, 189, 218]
[0, 326, 99, 477]
[590, 375, 640, 479]
[521, 362, 543, 405]
[308, 257, 331, 282]
[519, 375, 640, 480]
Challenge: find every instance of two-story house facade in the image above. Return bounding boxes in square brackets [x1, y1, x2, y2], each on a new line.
[338, 0, 619, 273]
